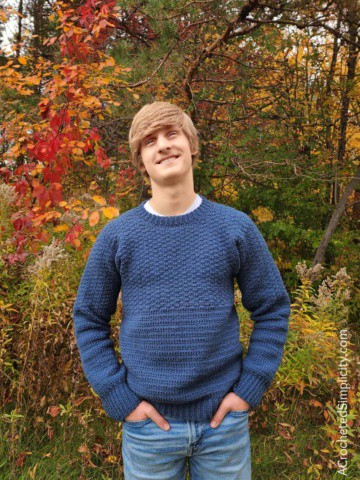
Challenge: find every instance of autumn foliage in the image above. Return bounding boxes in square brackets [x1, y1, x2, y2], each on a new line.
[0, 0, 359, 478]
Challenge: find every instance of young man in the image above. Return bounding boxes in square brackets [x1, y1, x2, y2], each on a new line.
[72, 101, 291, 479]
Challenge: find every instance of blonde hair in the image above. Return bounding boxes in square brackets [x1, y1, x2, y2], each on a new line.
[128, 101, 200, 179]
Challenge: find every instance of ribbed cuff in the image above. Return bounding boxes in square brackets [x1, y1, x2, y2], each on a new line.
[100, 380, 142, 422]
[232, 371, 269, 409]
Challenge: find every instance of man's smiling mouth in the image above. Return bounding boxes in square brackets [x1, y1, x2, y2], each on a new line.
[157, 155, 180, 165]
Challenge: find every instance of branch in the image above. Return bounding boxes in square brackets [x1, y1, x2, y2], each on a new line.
[111, 42, 178, 88]
[245, 16, 360, 49]
[183, 0, 262, 107]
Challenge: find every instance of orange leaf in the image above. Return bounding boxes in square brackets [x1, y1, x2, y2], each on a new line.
[89, 211, 99, 227]
[92, 195, 106, 205]
[78, 444, 89, 454]
[47, 406, 60, 417]
[102, 206, 119, 219]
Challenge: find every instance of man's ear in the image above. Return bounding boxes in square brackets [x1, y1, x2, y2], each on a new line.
[190, 145, 198, 156]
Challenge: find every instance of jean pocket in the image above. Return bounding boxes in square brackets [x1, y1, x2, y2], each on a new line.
[123, 418, 152, 427]
[228, 409, 249, 417]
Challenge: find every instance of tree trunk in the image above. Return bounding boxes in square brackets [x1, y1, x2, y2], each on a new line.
[15, 0, 23, 59]
[327, 14, 341, 205]
[312, 166, 360, 269]
[336, 6, 358, 169]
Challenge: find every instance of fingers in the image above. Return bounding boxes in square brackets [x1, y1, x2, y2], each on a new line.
[147, 405, 170, 431]
[210, 408, 228, 428]
[210, 393, 251, 428]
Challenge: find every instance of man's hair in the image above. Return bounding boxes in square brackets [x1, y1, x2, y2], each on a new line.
[128, 101, 200, 179]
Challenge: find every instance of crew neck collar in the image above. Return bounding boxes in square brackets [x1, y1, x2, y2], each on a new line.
[135, 194, 212, 226]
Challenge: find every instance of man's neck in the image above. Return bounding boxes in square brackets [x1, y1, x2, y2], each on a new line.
[148, 190, 198, 216]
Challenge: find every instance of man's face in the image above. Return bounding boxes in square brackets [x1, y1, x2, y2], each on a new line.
[139, 125, 196, 183]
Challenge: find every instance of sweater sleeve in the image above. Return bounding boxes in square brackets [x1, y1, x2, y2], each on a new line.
[232, 214, 291, 409]
[72, 223, 142, 421]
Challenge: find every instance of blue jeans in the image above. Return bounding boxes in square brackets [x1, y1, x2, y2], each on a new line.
[121, 410, 251, 479]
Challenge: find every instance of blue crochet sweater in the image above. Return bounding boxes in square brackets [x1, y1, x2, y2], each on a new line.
[72, 194, 291, 422]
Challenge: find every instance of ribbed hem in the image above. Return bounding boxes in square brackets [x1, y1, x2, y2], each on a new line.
[150, 393, 229, 423]
[101, 380, 142, 422]
[134, 194, 213, 226]
[232, 371, 269, 409]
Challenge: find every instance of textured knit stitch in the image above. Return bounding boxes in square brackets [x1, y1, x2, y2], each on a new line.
[72, 194, 291, 423]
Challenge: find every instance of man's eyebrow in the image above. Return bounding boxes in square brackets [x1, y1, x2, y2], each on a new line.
[142, 133, 154, 142]
[143, 126, 179, 141]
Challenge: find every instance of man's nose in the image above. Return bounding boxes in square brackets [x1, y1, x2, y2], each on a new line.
[157, 134, 172, 150]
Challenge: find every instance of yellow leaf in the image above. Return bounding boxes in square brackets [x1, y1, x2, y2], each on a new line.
[102, 207, 119, 219]
[252, 206, 274, 223]
[19, 89, 33, 95]
[106, 57, 115, 66]
[133, 93, 139, 100]
[29, 463, 38, 479]
[92, 195, 106, 205]
[89, 211, 99, 226]
[106, 455, 118, 463]
[53, 224, 69, 232]
[18, 56, 27, 65]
